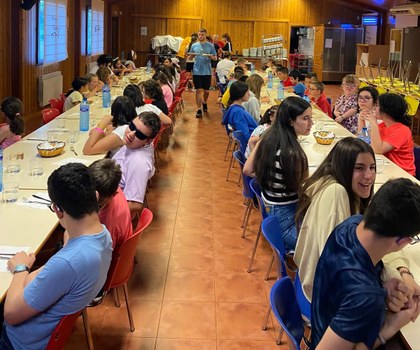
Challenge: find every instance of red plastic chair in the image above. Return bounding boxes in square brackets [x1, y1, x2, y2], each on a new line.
[84, 208, 154, 337]
[49, 98, 64, 113]
[41, 108, 61, 124]
[45, 310, 82, 350]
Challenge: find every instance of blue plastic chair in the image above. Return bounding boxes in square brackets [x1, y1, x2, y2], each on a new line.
[233, 150, 255, 237]
[226, 130, 248, 181]
[294, 272, 312, 322]
[414, 146, 420, 181]
[270, 277, 305, 348]
[247, 178, 269, 272]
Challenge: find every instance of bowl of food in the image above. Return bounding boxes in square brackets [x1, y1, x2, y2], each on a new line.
[313, 131, 335, 145]
[129, 76, 139, 84]
[37, 141, 66, 158]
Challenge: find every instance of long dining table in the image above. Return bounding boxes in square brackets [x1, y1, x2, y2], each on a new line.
[259, 85, 420, 349]
[0, 72, 149, 300]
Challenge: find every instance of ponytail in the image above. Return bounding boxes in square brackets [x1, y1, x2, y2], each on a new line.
[1, 97, 24, 135]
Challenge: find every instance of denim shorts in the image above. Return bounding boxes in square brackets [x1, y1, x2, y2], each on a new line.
[264, 201, 298, 251]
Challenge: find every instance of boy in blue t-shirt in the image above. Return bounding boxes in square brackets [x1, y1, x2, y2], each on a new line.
[285, 69, 305, 97]
[1, 163, 113, 350]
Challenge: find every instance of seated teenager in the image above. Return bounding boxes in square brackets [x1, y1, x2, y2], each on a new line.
[88, 159, 132, 248]
[112, 58, 129, 77]
[359, 93, 416, 176]
[311, 178, 420, 349]
[83, 96, 137, 156]
[242, 74, 270, 123]
[1, 163, 112, 350]
[112, 112, 161, 217]
[221, 67, 245, 107]
[285, 69, 306, 97]
[0, 97, 24, 149]
[304, 72, 318, 96]
[222, 80, 258, 140]
[152, 71, 174, 110]
[63, 77, 89, 112]
[84, 73, 104, 98]
[309, 81, 332, 118]
[276, 67, 293, 87]
[140, 80, 169, 115]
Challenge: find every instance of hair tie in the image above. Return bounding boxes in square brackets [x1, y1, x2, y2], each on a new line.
[15, 112, 20, 117]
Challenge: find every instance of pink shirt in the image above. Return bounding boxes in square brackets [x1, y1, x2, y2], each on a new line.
[0, 124, 21, 149]
[161, 84, 174, 109]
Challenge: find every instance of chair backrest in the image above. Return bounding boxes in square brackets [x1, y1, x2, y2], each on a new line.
[49, 98, 64, 113]
[232, 130, 248, 154]
[46, 310, 81, 350]
[152, 125, 167, 148]
[326, 97, 332, 106]
[175, 87, 186, 98]
[217, 82, 227, 96]
[179, 70, 189, 83]
[261, 216, 288, 278]
[233, 150, 253, 199]
[249, 178, 268, 220]
[414, 146, 420, 181]
[294, 272, 311, 322]
[41, 108, 61, 124]
[104, 208, 154, 290]
[169, 99, 179, 115]
[270, 277, 305, 350]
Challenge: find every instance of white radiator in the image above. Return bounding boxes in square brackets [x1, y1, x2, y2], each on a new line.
[38, 71, 63, 107]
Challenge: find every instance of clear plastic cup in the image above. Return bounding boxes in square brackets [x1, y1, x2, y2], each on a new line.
[2, 182, 19, 203]
[30, 158, 44, 176]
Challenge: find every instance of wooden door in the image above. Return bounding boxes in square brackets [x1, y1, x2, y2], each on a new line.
[313, 25, 324, 80]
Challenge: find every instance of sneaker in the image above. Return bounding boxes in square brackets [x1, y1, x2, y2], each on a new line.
[196, 109, 203, 118]
[202, 103, 208, 113]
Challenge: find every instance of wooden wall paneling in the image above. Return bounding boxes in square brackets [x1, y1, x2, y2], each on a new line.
[219, 20, 254, 55]
[166, 19, 202, 38]
[0, 1, 12, 100]
[313, 25, 325, 81]
[253, 21, 290, 48]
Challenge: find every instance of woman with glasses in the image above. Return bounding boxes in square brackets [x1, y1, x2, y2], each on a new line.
[244, 97, 313, 250]
[359, 92, 415, 176]
[333, 74, 360, 134]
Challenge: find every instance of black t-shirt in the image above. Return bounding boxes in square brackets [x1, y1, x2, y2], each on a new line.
[152, 99, 168, 115]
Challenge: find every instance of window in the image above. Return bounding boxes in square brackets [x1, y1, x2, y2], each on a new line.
[87, 0, 104, 56]
[37, 0, 68, 65]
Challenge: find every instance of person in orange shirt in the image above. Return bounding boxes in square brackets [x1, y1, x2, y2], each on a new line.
[309, 81, 332, 118]
[276, 67, 294, 87]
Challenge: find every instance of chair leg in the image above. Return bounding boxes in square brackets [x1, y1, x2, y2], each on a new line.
[82, 309, 95, 350]
[241, 201, 253, 238]
[226, 150, 235, 181]
[224, 137, 232, 161]
[276, 327, 284, 345]
[264, 254, 275, 281]
[113, 288, 121, 307]
[247, 224, 261, 272]
[123, 283, 135, 332]
[262, 304, 271, 330]
[240, 198, 251, 228]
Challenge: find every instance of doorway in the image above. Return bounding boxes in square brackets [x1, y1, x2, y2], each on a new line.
[111, 17, 119, 58]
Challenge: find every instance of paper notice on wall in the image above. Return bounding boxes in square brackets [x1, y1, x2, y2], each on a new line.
[360, 53, 369, 66]
[324, 38, 333, 49]
[389, 40, 395, 54]
[141, 27, 147, 36]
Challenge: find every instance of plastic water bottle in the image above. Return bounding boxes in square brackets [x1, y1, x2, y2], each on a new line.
[358, 127, 371, 144]
[277, 81, 284, 101]
[250, 62, 255, 74]
[79, 98, 90, 131]
[267, 71, 273, 89]
[146, 60, 152, 74]
[0, 147, 3, 193]
[102, 84, 111, 108]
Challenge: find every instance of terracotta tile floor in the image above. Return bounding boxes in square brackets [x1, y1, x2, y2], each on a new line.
[65, 89, 288, 350]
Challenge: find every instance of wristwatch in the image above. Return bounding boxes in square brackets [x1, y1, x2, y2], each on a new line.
[13, 264, 30, 274]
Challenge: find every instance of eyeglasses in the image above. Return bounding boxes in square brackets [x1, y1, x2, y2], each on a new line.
[358, 95, 372, 101]
[342, 83, 356, 88]
[410, 235, 420, 245]
[309, 88, 318, 91]
[128, 121, 151, 140]
[48, 202, 61, 213]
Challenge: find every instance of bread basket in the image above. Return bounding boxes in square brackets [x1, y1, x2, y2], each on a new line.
[37, 141, 66, 158]
[313, 131, 335, 145]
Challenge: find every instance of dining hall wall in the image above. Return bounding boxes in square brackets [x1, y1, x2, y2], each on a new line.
[107, 0, 368, 65]
[1, 1, 98, 133]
